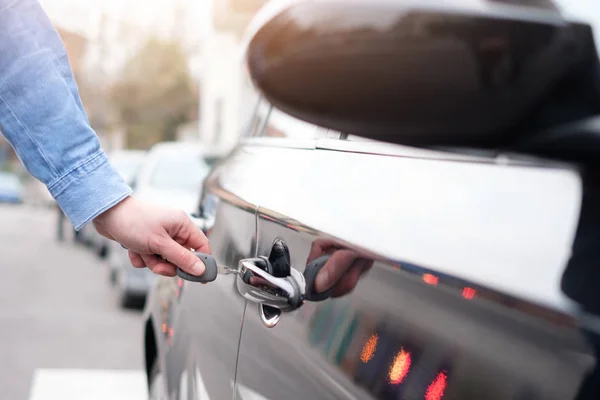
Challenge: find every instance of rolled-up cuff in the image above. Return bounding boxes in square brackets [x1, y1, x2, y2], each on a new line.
[50, 150, 132, 231]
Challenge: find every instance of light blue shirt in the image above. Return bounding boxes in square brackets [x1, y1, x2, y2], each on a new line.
[0, 0, 131, 230]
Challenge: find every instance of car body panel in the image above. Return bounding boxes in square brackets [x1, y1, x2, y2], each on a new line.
[233, 142, 592, 400]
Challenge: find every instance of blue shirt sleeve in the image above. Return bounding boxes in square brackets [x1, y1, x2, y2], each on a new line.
[0, 0, 132, 230]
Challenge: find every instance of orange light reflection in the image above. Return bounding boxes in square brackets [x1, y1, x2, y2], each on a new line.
[423, 274, 439, 285]
[425, 371, 448, 400]
[388, 348, 411, 384]
[462, 287, 476, 300]
[360, 334, 378, 363]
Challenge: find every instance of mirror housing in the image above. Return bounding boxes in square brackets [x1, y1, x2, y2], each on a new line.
[245, 0, 600, 164]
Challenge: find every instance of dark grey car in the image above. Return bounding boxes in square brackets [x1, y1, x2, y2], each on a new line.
[142, 1, 600, 399]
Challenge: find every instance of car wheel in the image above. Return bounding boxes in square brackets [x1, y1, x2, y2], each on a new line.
[148, 360, 168, 400]
[115, 269, 134, 308]
[98, 244, 108, 259]
[119, 288, 135, 309]
[109, 267, 117, 287]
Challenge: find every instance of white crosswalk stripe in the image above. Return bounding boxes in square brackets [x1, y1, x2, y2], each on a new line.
[28, 369, 147, 400]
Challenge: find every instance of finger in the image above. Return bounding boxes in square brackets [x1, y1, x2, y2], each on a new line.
[331, 259, 370, 298]
[307, 238, 340, 264]
[314, 249, 360, 293]
[141, 254, 177, 277]
[152, 236, 206, 277]
[128, 250, 145, 268]
[331, 262, 364, 298]
[175, 214, 211, 254]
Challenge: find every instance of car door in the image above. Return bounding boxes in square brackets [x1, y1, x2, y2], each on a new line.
[154, 76, 270, 400]
[155, 146, 260, 400]
[233, 104, 595, 400]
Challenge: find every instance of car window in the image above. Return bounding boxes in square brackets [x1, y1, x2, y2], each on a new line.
[111, 156, 145, 183]
[202, 155, 222, 167]
[259, 106, 326, 139]
[148, 154, 210, 193]
[554, 1, 600, 52]
[0, 172, 21, 190]
[239, 65, 262, 138]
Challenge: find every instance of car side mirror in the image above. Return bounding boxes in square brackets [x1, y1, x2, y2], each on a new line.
[245, 0, 600, 166]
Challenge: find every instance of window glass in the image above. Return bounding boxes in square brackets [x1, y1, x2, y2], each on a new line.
[0, 172, 21, 190]
[239, 64, 261, 138]
[249, 99, 271, 137]
[110, 153, 146, 183]
[260, 107, 319, 139]
[214, 98, 223, 142]
[149, 154, 211, 193]
[345, 134, 374, 142]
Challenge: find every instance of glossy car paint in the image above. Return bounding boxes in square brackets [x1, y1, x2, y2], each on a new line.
[143, 136, 597, 399]
[235, 143, 590, 400]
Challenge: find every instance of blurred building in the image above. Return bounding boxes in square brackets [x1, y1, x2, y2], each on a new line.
[56, 27, 87, 80]
[198, 0, 268, 151]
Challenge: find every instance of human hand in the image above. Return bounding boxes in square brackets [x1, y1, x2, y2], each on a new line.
[307, 239, 373, 298]
[92, 196, 211, 277]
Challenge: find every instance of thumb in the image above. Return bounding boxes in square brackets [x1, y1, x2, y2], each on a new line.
[155, 237, 206, 276]
[314, 249, 359, 293]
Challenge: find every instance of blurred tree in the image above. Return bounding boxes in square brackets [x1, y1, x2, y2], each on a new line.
[109, 37, 198, 149]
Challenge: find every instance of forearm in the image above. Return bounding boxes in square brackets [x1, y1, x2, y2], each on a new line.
[0, 0, 131, 230]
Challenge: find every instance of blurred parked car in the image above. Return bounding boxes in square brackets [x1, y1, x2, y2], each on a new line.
[141, 1, 600, 400]
[26, 180, 54, 208]
[131, 142, 214, 213]
[79, 150, 147, 255]
[107, 142, 218, 308]
[0, 171, 23, 204]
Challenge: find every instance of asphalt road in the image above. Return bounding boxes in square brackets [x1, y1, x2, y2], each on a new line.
[0, 204, 145, 400]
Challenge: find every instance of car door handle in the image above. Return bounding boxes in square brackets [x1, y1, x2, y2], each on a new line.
[236, 256, 306, 312]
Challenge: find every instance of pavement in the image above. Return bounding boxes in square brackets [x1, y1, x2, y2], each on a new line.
[0, 204, 147, 400]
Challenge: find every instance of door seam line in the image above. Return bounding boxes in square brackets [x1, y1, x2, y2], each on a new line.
[232, 203, 260, 400]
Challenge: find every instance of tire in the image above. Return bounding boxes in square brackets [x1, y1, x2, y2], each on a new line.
[148, 359, 168, 400]
[97, 244, 108, 260]
[119, 289, 135, 309]
[109, 268, 117, 287]
[116, 269, 134, 308]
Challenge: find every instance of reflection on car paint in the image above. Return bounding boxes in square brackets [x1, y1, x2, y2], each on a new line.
[297, 265, 582, 400]
[360, 334, 378, 364]
[302, 299, 452, 400]
[425, 371, 448, 400]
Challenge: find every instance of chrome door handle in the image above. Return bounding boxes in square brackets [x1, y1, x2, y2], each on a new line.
[236, 257, 306, 312]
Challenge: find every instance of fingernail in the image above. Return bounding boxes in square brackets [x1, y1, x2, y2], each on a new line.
[315, 269, 330, 293]
[191, 260, 205, 276]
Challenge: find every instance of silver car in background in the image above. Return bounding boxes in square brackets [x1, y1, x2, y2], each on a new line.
[107, 142, 219, 308]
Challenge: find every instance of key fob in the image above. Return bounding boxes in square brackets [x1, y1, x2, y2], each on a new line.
[303, 255, 333, 302]
[176, 252, 218, 283]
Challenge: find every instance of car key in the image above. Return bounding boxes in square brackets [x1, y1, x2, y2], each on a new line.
[120, 244, 227, 283]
